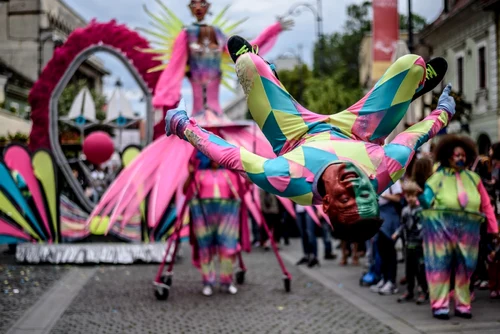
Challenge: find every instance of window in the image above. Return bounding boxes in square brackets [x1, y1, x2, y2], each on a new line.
[478, 46, 486, 89]
[457, 56, 464, 93]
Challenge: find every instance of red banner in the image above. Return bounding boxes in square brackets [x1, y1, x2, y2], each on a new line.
[372, 0, 399, 80]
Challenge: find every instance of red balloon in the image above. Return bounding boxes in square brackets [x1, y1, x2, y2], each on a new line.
[83, 131, 115, 165]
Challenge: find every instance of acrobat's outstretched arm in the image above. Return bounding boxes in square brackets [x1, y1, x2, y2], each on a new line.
[380, 84, 456, 191]
[223, 19, 293, 56]
[166, 101, 287, 197]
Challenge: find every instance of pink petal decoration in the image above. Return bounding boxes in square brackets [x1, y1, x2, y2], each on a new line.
[4, 146, 52, 240]
[0, 217, 31, 241]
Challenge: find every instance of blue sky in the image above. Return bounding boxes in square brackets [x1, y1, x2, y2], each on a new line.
[64, 0, 443, 116]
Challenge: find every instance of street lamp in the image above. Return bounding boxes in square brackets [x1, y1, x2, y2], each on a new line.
[281, 1, 324, 73]
[407, 0, 414, 53]
[281, 0, 323, 40]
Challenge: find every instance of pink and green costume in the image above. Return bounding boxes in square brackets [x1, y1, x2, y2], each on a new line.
[153, 22, 285, 138]
[168, 53, 451, 211]
[419, 168, 498, 316]
[188, 168, 242, 286]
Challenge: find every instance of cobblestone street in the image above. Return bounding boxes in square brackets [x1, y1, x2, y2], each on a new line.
[1, 244, 396, 334]
[2, 241, 500, 334]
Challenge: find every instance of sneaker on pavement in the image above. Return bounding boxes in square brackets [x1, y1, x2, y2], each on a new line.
[416, 293, 428, 305]
[370, 280, 385, 293]
[324, 253, 337, 260]
[379, 281, 398, 295]
[397, 292, 414, 303]
[202, 285, 213, 297]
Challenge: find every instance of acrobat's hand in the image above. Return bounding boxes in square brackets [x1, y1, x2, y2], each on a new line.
[165, 98, 189, 137]
[278, 17, 294, 31]
[437, 83, 456, 117]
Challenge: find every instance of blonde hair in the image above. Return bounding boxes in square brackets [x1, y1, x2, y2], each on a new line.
[402, 181, 422, 196]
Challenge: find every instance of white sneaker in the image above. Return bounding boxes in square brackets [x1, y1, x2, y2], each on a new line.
[221, 284, 238, 295]
[370, 280, 385, 293]
[378, 281, 398, 295]
[202, 285, 213, 296]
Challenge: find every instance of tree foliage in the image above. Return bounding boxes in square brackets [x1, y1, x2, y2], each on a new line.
[58, 79, 107, 121]
[278, 2, 427, 116]
[58, 79, 113, 137]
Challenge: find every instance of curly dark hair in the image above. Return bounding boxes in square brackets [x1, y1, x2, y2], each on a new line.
[434, 134, 478, 168]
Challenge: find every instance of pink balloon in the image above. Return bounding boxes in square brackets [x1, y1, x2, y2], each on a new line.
[83, 131, 114, 165]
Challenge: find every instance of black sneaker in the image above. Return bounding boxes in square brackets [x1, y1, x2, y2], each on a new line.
[227, 35, 258, 63]
[324, 253, 337, 260]
[411, 57, 448, 102]
[307, 257, 320, 268]
[455, 310, 472, 319]
[296, 257, 309, 265]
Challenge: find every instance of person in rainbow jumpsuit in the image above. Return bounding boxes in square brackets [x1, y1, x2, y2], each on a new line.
[165, 36, 456, 242]
[419, 135, 498, 320]
[183, 153, 243, 296]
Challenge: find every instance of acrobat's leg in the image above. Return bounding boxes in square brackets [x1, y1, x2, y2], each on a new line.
[234, 51, 332, 156]
[330, 54, 427, 145]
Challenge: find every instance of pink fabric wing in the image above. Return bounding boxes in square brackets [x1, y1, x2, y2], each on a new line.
[148, 138, 194, 229]
[152, 30, 189, 109]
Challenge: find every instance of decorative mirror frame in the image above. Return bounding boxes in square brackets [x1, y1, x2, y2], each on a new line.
[49, 44, 154, 213]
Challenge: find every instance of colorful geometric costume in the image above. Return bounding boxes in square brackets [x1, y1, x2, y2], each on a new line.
[167, 52, 452, 207]
[188, 167, 241, 287]
[146, 6, 288, 137]
[419, 168, 498, 316]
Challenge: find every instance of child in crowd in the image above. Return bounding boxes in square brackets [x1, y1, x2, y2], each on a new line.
[394, 181, 429, 304]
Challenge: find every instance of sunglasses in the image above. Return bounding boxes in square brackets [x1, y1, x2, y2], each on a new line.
[189, 1, 209, 8]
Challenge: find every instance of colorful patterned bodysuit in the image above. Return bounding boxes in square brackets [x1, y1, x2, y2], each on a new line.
[174, 53, 451, 204]
[419, 168, 498, 315]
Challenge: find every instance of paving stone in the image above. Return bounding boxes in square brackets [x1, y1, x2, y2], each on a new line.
[0, 261, 69, 333]
[50, 248, 396, 334]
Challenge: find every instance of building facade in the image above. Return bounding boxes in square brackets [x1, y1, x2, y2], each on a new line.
[0, 0, 108, 122]
[419, 0, 499, 146]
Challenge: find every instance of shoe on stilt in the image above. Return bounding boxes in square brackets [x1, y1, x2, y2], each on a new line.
[202, 285, 213, 297]
[221, 284, 238, 295]
[412, 57, 448, 102]
[296, 257, 309, 265]
[433, 312, 450, 320]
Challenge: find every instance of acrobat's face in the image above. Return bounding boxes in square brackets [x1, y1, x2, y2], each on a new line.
[320, 162, 381, 241]
[189, 0, 210, 22]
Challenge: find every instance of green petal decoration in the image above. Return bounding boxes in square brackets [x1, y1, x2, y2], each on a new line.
[32, 150, 59, 243]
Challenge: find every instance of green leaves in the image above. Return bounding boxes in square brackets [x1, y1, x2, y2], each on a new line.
[277, 66, 361, 115]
